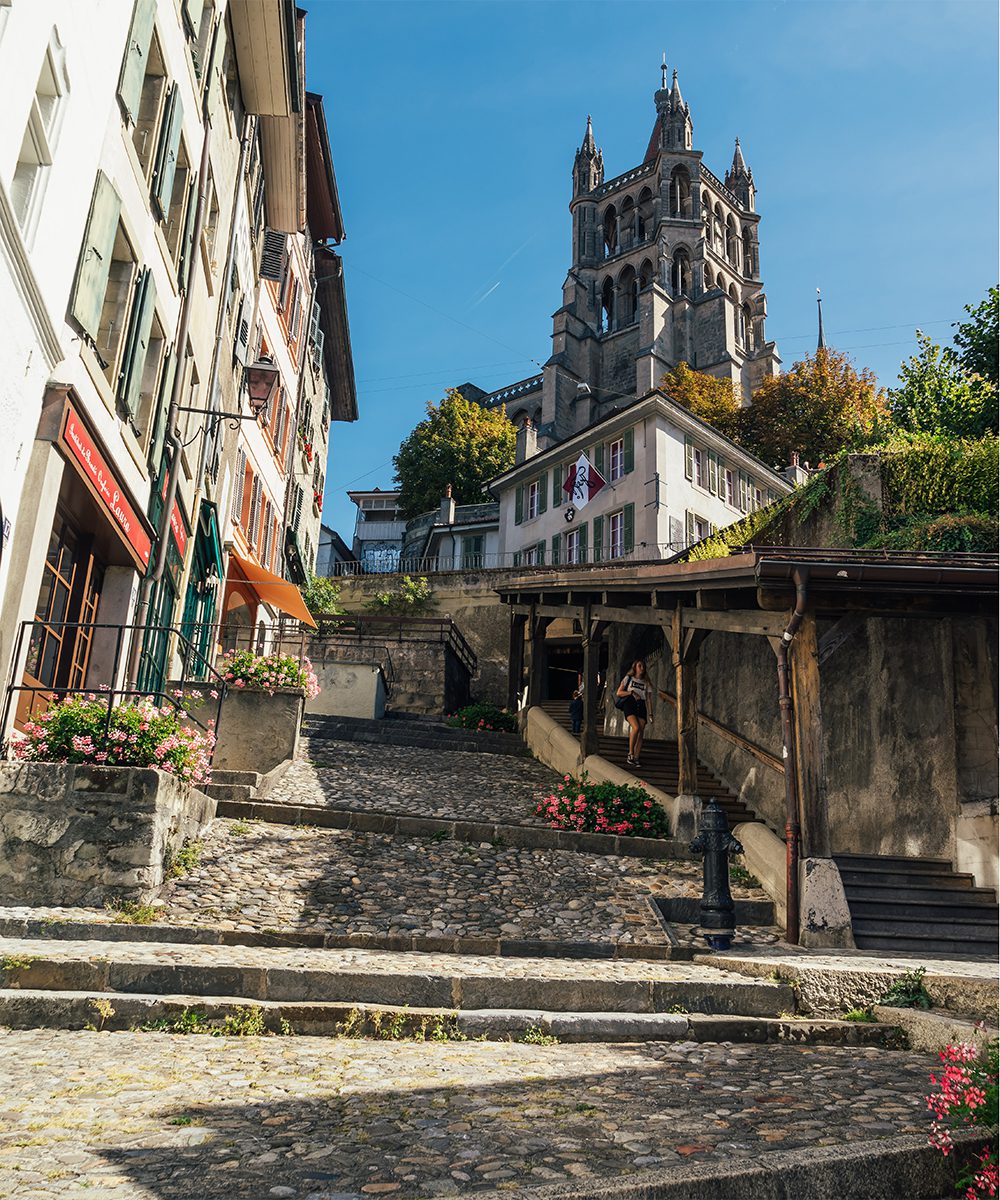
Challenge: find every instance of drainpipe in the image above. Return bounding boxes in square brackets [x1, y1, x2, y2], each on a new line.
[776, 566, 808, 945]
[128, 21, 220, 689]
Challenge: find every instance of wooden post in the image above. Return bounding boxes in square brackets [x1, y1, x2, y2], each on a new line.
[672, 604, 708, 795]
[527, 612, 552, 708]
[507, 612, 527, 711]
[580, 614, 606, 759]
[789, 612, 830, 858]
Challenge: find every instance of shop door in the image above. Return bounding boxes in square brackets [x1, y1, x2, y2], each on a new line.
[137, 576, 176, 697]
[18, 517, 104, 726]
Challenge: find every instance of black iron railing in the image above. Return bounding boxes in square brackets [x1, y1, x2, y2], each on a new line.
[314, 613, 478, 677]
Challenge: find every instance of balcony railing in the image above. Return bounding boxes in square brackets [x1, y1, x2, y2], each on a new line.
[330, 543, 688, 577]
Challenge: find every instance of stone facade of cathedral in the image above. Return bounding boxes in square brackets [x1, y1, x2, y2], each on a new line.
[467, 63, 781, 451]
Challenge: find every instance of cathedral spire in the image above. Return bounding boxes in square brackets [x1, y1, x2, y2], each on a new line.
[670, 68, 685, 110]
[730, 137, 747, 176]
[573, 113, 603, 196]
[581, 114, 596, 154]
[725, 136, 755, 210]
[817, 289, 827, 351]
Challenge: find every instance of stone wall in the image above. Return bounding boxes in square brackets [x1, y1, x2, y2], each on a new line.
[0, 763, 215, 906]
[307, 662, 387, 720]
[213, 689, 304, 775]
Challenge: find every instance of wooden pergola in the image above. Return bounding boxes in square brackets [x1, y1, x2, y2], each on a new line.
[499, 547, 998, 938]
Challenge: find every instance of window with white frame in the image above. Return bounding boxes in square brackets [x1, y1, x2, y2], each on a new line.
[685, 510, 711, 546]
[522, 544, 538, 566]
[11, 35, 68, 237]
[693, 446, 706, 489]
[566, 528, 581, 564]
[526, 479, 539, 520]
[754, 485, 763, 510]
[608, 437, 625, 482]
[131, 31, 168, 180]
[608, 509, 625, 559]
[725, 467, 736, 507]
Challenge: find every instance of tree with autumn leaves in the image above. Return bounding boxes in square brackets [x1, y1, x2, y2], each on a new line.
[393, 388, 516, 518]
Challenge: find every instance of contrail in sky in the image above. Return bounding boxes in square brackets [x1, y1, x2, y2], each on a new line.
[469, 234, 537, 305]
[471, 281, 502, 308]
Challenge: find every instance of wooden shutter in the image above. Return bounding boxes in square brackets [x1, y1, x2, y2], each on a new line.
[117, 0, 157, 123]
[151, 84, 183, 218]
[551, 535, 560, 565]
[70, 171, 121, 340]
[684, 436, 694, 481]
[538, 472, 548, 515]
[624, 428, 635, 474]
[513, 550, 521, 567]
[148, 342, 175, 471]
[536, 540, 546, 564]
[578, 522, 588, 563]
[594, 443, 605, 476]
[177, 180, 198, 289]
[593, 514, 604, 563]
[708, 450, 718, 495]
[118, 268, 157, 418]
[233, 294, 251, 365]
[552, 468, 562, 507]
[248, 477, 261, 547]
[259, 228, 286, 281]
[182, 0, 205, 37]
[623, 502, 634, 553]
[685, 511, 695, 545]
[514, 484, 523, 525]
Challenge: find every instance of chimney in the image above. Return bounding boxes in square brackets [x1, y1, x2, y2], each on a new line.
[781, 451, 811, 487]
[514, 418, 538, 465]
[440, 483, 456, 525]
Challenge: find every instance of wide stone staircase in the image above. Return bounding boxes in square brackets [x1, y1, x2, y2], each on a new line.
[302, 712, 527, 756]
[539, 701, 756, 829]
[835, 852, 1000, 958]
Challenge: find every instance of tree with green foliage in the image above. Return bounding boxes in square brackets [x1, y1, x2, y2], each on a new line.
[393, 389, 517, 518]
[301, 573, 343, 617]
[953, 286, 998, 390]
[740, 348, 889, 467]
[660, 362, 741, 440]
[888, 331, 996, 440]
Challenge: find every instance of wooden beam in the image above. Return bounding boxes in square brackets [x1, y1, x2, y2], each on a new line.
[789, 612, 830, 859]
[592, 604, 669, 626]
[681, 608, 788, 637]
[818, 614, 864, 665]
[507, 612, 527, 711]
[527, 613, 553, 707]
[659, 691, 785, 775]
[672, 605, 704, 795]
[580, 610, 605, 759]
[530, 604, 585, 622]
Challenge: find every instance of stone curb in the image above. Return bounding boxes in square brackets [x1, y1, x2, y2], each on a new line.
[473, 1130, 986, 1199]
[871, 1004, 999, 1052]
[0, 915, 686, 962]
[213, 798, 695, 862]
[0, 989, 900, 1045]
[0, 952, 795, 1015]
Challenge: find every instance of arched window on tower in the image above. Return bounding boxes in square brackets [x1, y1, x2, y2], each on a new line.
[717, 272, 726, 291]
[713, 204, 724, 256]
[728, 284, 741, 344]
[742, 227, 754, 277]
[702, 264, 712, 292]
[600, 276, 614, 332]
[602, 205, 618, 258]
[671, 248, 691, 298]
[620, 195, 635, 250]
[669, 166, 692, 218]
[725, 215, 738, 267]
[639, 258, 654, 290]
[637, 187, 653, 242]
[618, 265, 638, 325]
[742, 303, 753, 350]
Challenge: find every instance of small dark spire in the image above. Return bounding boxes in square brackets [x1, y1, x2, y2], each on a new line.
[817, 289, 827, 351]
[731, 137, 747, 175]
[661, 52, 668, 90]
[670, 68, 684, 109]
[581, 113, 595, 153]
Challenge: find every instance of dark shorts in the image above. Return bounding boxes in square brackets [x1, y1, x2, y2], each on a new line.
[622, 697, 647, 721]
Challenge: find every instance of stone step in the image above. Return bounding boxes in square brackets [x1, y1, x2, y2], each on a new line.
[851, 932, 997, 958]
[845, 883, 998, 905]
[0, 937, 796, 1016]
[839, 867, 979, 890]
[202, 782, 255, 803]
[303, 715, 525, 756]
[851, 914, 999, 941]
[0, 987, 901, 1046]
[849, 898, 1000, 923]
[835, 853, 958, 874]
[209, 770, 262, 787]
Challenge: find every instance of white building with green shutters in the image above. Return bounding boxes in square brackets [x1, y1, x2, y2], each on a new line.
[490, 389, 790, 567]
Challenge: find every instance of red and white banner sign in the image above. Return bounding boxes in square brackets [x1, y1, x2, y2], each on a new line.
[562, 452, 606, 510]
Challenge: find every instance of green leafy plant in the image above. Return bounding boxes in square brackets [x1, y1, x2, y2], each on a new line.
[0, 954, 37, 973]
[520, 1025, 559, 1045]
[536, 771, 670, 839]
[446, 702, 517, 733]
[219, 649, 320, 699]
[729, 859, 761, 888]
[842, 1007, 877, 1023]
[165, 839, 204, 880]
[300, 572, 343, 618]
[879, 966, 933, 1010]
[13, 695, 215, 785]
[364, 575, 432, 615]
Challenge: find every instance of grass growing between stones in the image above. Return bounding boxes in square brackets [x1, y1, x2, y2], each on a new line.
[843, 1007, 878, 1023]
[137, 1006, 292, 1037]
[104, 898, 158, 925]
[165, 838, 205, 879]
[336, 1007, 467, 1042]
[879, 966, 933, 1010]
[0, 954, 37, 973]
[729, 859, 762, 888]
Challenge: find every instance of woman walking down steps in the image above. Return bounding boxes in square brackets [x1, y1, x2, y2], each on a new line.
[616, 658, 654, 768]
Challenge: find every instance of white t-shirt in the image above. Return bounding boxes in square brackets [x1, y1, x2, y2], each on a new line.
[621, 675, 648, 700]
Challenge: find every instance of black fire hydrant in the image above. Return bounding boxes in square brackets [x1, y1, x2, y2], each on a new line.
[689, 797, 744, 951]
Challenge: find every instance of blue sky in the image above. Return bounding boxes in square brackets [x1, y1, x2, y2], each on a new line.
[305, 0, 999, 539]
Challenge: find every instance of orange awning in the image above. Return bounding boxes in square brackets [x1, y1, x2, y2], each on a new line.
[229, 549, 317, 628]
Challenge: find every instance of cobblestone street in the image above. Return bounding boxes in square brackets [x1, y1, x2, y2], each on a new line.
[269, 740, 559, 826]
[0, 1027, 936, 1199]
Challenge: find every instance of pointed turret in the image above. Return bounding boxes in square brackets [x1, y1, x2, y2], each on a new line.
[670, 68, 684, 110]
[725, 137, 755, 210]
[649, 60, 692, 157]
[816, 289, 827, 352]
[573, 113, 603, 196]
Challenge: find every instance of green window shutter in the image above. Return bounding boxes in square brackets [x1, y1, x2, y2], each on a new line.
[70, 171, 122, 341]
[552, 468, 562, 507]
[177, 179, 198, 288]
[118, 0, 157, 123]
[593, 514, 604, 563]
[578, 522, 588, 563]
[514, 484, 524, 525]
[623, 503, 635, 553]
[684, 436, 694, 481]
[118, 269, 156, 418]
[624, 428, 635, 474]
[685, 511, 694, 544]
[551, 535, 560, 565]
[708, 451, 718, 495]
[513, 550, 521, 567]
[538, 472, 548, 514]
[594, 443, 605, 477]
[537, 540, 546, 563]
[152, 85, 183, 218]
[148, 343, 175, 471]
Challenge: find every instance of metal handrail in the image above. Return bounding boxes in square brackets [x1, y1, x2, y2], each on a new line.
[314, 613, 478, 676]
[2, 621, 229, 760]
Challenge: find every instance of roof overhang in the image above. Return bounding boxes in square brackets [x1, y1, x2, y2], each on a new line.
[229, 0, 299, 116]
[315, 245, 357, 422]
[305, 92, 344, 242]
